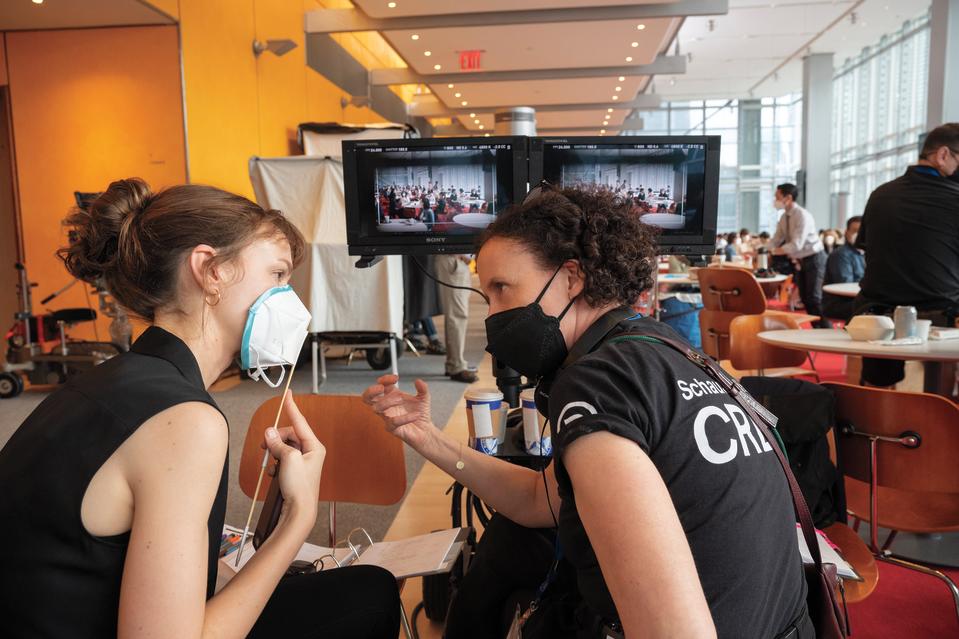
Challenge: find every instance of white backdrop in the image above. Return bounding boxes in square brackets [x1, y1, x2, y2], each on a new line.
[249, 155, 404, 335]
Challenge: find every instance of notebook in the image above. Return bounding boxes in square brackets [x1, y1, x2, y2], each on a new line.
[796, 525, 862, 582]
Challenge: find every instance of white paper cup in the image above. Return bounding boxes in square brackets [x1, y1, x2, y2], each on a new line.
[520, 389, 552, 457]
[465, 389, 505, 455]
[916, 319, 933, 342]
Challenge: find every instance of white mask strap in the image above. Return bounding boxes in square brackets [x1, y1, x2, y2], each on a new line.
[250, 365, 285, 388]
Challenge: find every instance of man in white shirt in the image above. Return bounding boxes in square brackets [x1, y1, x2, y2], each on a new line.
[769, 183, 829, 327]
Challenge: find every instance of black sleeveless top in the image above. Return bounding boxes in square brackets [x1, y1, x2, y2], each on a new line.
[0, 327, 229, 638]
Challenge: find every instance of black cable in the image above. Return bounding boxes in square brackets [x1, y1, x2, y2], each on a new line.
[541, 416, 559, 529]
[411, 255, 489, 304]
[410, 601, 425, 639]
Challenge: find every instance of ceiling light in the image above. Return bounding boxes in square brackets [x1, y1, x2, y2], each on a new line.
[612, 95, 619, 100]
[484, 133, 490, 137]
[424, 50, 432, 56]
[32, 0, 44, 3]
[625, 56, 633, 62]
[479, 125, 485, 130]
[615, 86, 622, 91]
[469, 112, 476, 117]
[454, 92, 462, 98]
[448, 83, 454, 89]
[474, 119, 480, 124]
[607, 108, 614, 113]
[388, 1, 396, 7]
[669, 78, 676, 86]
[637, 24, 646, 30]
[434, 64, 442, 70]
[461, 101, 468, 106]
[618, 76, 625, 82]
[631, 42, 639, 48]
[411, 34, 419, 40]
[601, 129, 606, 134]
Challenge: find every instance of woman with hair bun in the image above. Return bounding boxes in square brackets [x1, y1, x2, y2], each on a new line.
[0, 178, 400, 638]
[364, 186, 811, 638]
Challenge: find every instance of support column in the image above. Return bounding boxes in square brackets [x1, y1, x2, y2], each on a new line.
[737, 99, 761, 232]
[801, 53, 833, 229]
[927, 0, 959, 127]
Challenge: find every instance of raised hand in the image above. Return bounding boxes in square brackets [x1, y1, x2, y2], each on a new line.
[362, 375, 436, 450]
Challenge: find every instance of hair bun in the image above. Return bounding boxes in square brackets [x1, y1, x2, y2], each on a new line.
[59, 177, 153, 286]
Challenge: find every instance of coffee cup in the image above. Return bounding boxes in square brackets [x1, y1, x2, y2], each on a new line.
[465, 388, 506, 455]
[520, 389, 552, 456]
[916, 319, 933, 342]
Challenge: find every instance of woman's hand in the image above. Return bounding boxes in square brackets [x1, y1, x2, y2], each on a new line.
[260, 391, 326, 526]
[362, 375, 437, 451]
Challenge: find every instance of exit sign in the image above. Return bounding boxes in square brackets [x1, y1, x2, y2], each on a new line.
[458, 50, 484, 70]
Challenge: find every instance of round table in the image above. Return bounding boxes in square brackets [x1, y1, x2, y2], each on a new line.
[658, 273, 788, 287]
[452, 213, 496, 229]
[758, 328, 959, 396]
[640, 213, 685, 229]
[823, 282, 860, 298]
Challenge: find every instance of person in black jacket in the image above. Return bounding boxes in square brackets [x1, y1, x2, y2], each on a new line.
[854, 123, 959, 386]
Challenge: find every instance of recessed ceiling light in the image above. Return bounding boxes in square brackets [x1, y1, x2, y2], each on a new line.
[601, 129, 606, 134]
[615, 86, 622, 91]
[448, 83, 454, 89]
[461, 101, 468, 106]
[479, 125, 485, 130]
[637, 24, 646, 30]
[612, 95, 619, 100]
[618, 76, 625, 82]
[631, 42, 639, 48]
[454, 92, 462, 98]
[32, 0, 44, 3]
[424, 50, 432, 56]
[434, 64, 442, 70]
[474, 119, 480, 124]
[484, 133, 490, 137]
[607, 108, 614, 113]
[625, 56, 633, 62]
[469, 112, 476, 117]
[388, 1, 396, 7]
[411, 34, 419, 40]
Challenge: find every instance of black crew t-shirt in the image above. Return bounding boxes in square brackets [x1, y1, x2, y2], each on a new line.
[548, 316, 807, 638]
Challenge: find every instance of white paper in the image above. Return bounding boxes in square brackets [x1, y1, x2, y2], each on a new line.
[471, 403, 494, 438]
[796, 527, 861, 581]
[353, 528, 461, 580]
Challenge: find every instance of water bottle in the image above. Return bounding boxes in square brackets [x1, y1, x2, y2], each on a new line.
[893, 306, 917, 339]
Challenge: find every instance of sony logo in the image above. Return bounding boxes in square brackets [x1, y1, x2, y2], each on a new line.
[426, 237, 447, 243]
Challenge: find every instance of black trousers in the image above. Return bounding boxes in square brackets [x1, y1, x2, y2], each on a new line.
[796, 252, 829, 328]
[247, 565, 400, 638]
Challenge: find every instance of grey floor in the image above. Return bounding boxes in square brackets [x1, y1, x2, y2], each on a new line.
[0, 289, 490, 548]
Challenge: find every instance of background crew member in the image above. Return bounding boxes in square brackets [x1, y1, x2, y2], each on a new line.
[854, 123, 959, 387]
[769, 183, 829, 327]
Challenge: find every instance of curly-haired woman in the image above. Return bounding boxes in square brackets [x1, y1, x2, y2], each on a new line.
[363, 187, 811, 639]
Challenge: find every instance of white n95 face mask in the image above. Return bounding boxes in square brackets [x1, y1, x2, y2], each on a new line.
[240, 285, 312, 387]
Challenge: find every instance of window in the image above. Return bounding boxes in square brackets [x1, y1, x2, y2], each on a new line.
[830, 14, 930, 218]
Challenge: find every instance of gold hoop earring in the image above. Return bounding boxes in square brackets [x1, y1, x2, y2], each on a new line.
[205, 289, 221, 307]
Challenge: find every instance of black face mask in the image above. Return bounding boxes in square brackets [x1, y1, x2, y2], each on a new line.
[484, 266, 576, 381]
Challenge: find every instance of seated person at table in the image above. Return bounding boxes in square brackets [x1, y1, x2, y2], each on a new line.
[821, 216, 864, 323]
[363, 187, 811, 639]
[853, 123, 959, 386]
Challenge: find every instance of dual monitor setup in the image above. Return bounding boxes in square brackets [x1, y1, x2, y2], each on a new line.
[342, 135, 721, 261]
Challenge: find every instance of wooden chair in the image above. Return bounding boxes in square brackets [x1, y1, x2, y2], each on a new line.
[823, 382, 959, 621]
[239, 394, 414, 637]
[729, 312, 820, 380]
[699, 309, 739, 361]
[697, 267, 767, 314]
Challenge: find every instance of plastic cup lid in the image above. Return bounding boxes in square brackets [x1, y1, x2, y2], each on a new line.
[519, 388, 536, 401]
[465, 388, 503, 402]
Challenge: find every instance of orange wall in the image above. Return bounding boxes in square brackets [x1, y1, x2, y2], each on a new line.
[5, 26, 186, 339]
[179, 0, 389, 198]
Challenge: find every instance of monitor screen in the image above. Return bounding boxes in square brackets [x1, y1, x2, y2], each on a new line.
[343, 137, 528, 256]
[530, 136, 720, 254]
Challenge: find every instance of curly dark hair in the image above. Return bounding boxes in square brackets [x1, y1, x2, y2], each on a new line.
[478, 187, 658, 307]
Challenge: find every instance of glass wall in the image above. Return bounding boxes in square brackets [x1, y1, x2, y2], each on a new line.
[626, 95, 802, 233]
[830, 14, 930, 220]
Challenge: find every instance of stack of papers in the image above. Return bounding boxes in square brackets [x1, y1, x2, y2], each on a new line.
[796, 526, 862, 581]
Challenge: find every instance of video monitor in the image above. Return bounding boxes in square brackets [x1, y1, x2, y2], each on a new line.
[343, 136, 528, 256]
[530, 136, 720, 255]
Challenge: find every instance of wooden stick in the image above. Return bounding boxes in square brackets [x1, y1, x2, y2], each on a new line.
[234, 363, 297, 567]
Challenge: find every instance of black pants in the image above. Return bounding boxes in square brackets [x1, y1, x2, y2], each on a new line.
[856, 303, 957, 386]
[796, 252, 829, 328]
[445, 514, 557, 639]
[248, 565, 400, 638]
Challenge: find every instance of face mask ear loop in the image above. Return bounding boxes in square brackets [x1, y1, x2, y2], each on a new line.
[258, 365, 285, 389]
[534, 264, 567, 305]
[557, 294, 578, 322]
